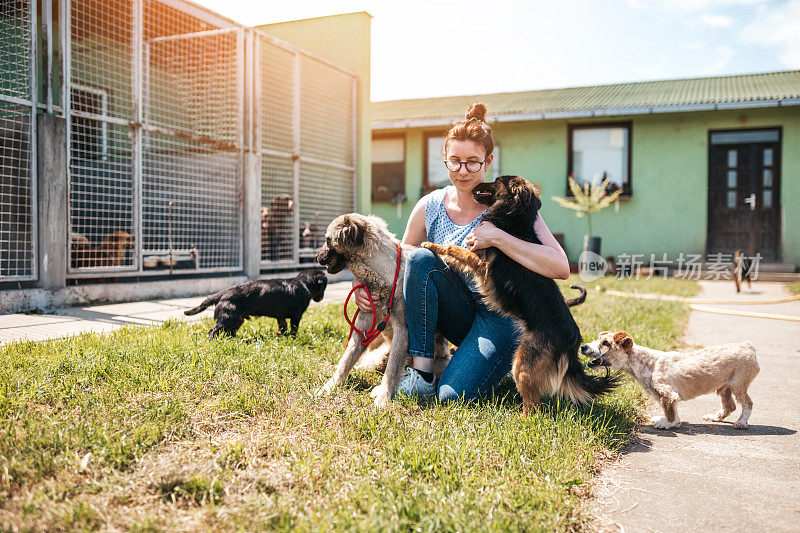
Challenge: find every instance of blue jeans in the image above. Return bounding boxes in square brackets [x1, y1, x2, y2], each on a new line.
[404, 247, 521, 403]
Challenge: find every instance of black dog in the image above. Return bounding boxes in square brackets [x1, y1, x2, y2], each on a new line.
[422, 175, 619, 413]
[184, 269, 328, 337]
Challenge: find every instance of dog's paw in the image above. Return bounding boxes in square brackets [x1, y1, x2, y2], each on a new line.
[651, 416, 681, 429]
[373, 394, 391, 409]
[702, 411, 727, 422]
[733, 420, 748, 430]
[371, 385, 392, 408]
[313, 379, 336, 398]
[370, 384, 390, 401]
[421, 242, 446, 255]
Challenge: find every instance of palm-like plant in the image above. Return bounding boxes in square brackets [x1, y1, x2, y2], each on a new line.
[551, 176, 624, 236]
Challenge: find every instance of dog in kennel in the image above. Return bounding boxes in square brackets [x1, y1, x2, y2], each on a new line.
[262, 194, 295, 261]
[70, 230, 134, 268]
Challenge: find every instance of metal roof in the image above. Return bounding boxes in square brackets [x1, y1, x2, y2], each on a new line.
[372, 70, 800, 129]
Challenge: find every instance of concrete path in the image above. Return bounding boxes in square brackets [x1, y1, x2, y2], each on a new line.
[0, 280, 352, 345]
[594, 281, 800, 532]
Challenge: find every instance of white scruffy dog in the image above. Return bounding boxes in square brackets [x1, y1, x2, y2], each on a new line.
[581, 331, 759, 429]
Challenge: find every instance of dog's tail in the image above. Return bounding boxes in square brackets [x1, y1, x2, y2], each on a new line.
[184, 292, 223, 316]
[556, 352, 622, 404]
[564, 285, 587, 307]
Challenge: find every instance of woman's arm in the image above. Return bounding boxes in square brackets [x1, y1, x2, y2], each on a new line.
[401, 197, 428, 246]
[465, 215, 570, 280]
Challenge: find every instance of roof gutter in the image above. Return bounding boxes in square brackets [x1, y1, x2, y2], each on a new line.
[372, 97, 800, 130]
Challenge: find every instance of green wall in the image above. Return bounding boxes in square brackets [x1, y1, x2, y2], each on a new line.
[373, 106, 800, 266]
[257, 12, 372, 213]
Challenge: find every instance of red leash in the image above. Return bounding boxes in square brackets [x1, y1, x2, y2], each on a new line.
[344, 243, 402, 347]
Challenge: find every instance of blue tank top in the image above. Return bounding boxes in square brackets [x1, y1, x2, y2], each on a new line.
[423, 187, 486, 292]
[424, 187, 485, 247]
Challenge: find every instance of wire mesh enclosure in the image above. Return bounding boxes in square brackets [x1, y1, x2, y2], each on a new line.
[258, 38, 295, 264]
[67, 0, 138, 271]
[256, 32, 356, 268]
[66, 0, 244, 275]
[2, 0, 357, 282]
[141, 5, 243, 272]
[0, 0, 36, 281]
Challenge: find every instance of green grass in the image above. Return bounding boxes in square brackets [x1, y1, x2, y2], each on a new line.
[559, 273, 701, 297]
[787, 281, 800, 296]
[0, 287, 689, 531]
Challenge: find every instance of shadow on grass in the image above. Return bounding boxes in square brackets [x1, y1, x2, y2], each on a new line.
[342, 373, 380, 392]
[404, 376, 636, 430]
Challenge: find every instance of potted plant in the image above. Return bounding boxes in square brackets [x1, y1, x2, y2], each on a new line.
[551, 175, 623, 256]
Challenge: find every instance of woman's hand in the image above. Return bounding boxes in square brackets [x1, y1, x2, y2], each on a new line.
[465, 221, 503, 251]
[467, 216, 570, 279]
[352, 278, 374, 313]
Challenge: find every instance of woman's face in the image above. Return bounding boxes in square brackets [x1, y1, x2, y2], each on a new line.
[445, 139, 493, 195]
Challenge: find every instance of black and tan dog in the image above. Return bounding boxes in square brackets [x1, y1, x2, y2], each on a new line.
[184, 269, 327, 338]
[733, 249, 754, 293]
[422, 176, 619, 414]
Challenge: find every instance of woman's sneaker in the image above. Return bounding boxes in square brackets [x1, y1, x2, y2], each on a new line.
[396, 367, 436, 398]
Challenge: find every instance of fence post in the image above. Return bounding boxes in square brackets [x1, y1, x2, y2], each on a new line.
[243, 152, 261, 280]
[36, 114, 67, 289]
[242, 29, 261, 280]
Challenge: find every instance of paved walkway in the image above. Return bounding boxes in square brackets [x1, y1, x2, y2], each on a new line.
[594, 281, 800, 532]
[0, 281, 352, 345]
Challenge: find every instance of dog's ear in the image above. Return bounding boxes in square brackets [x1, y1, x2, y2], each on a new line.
[508, 176, 541, 212]
[334, 216, 366, 247]
[613, 331, 634, 352]
[494, 176, 512, 196]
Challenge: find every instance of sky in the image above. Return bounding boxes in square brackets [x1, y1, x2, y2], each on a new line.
[194, 0, 800, 102]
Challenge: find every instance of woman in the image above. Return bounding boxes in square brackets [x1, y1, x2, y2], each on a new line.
[355, 102, 570, 401]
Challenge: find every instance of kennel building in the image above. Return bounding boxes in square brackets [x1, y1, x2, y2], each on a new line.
[0, 0, 360, 310]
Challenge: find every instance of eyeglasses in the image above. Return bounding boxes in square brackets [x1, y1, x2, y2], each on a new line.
[444, 159, 488, 172]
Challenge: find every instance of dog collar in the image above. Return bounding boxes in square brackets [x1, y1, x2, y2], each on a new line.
[343, 243, 402, 347]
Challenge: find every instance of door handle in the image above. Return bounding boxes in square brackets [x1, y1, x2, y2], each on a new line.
[744, 193, 756, 211]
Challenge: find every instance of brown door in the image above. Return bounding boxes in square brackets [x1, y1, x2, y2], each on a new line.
[707, 129, 781, 262]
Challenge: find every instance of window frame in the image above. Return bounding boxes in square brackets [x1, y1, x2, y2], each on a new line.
[371, 132, 406, 202]
[422, 131, 446, 194]
[423, 131, 500, 194]
[566, 121, 632, 197]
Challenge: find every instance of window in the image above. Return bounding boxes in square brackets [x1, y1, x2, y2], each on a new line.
[71, 84, 108, 160]
[372, 135, 405, 202]
[568, 122, 631, 196]
[424, 133, 500, 192]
